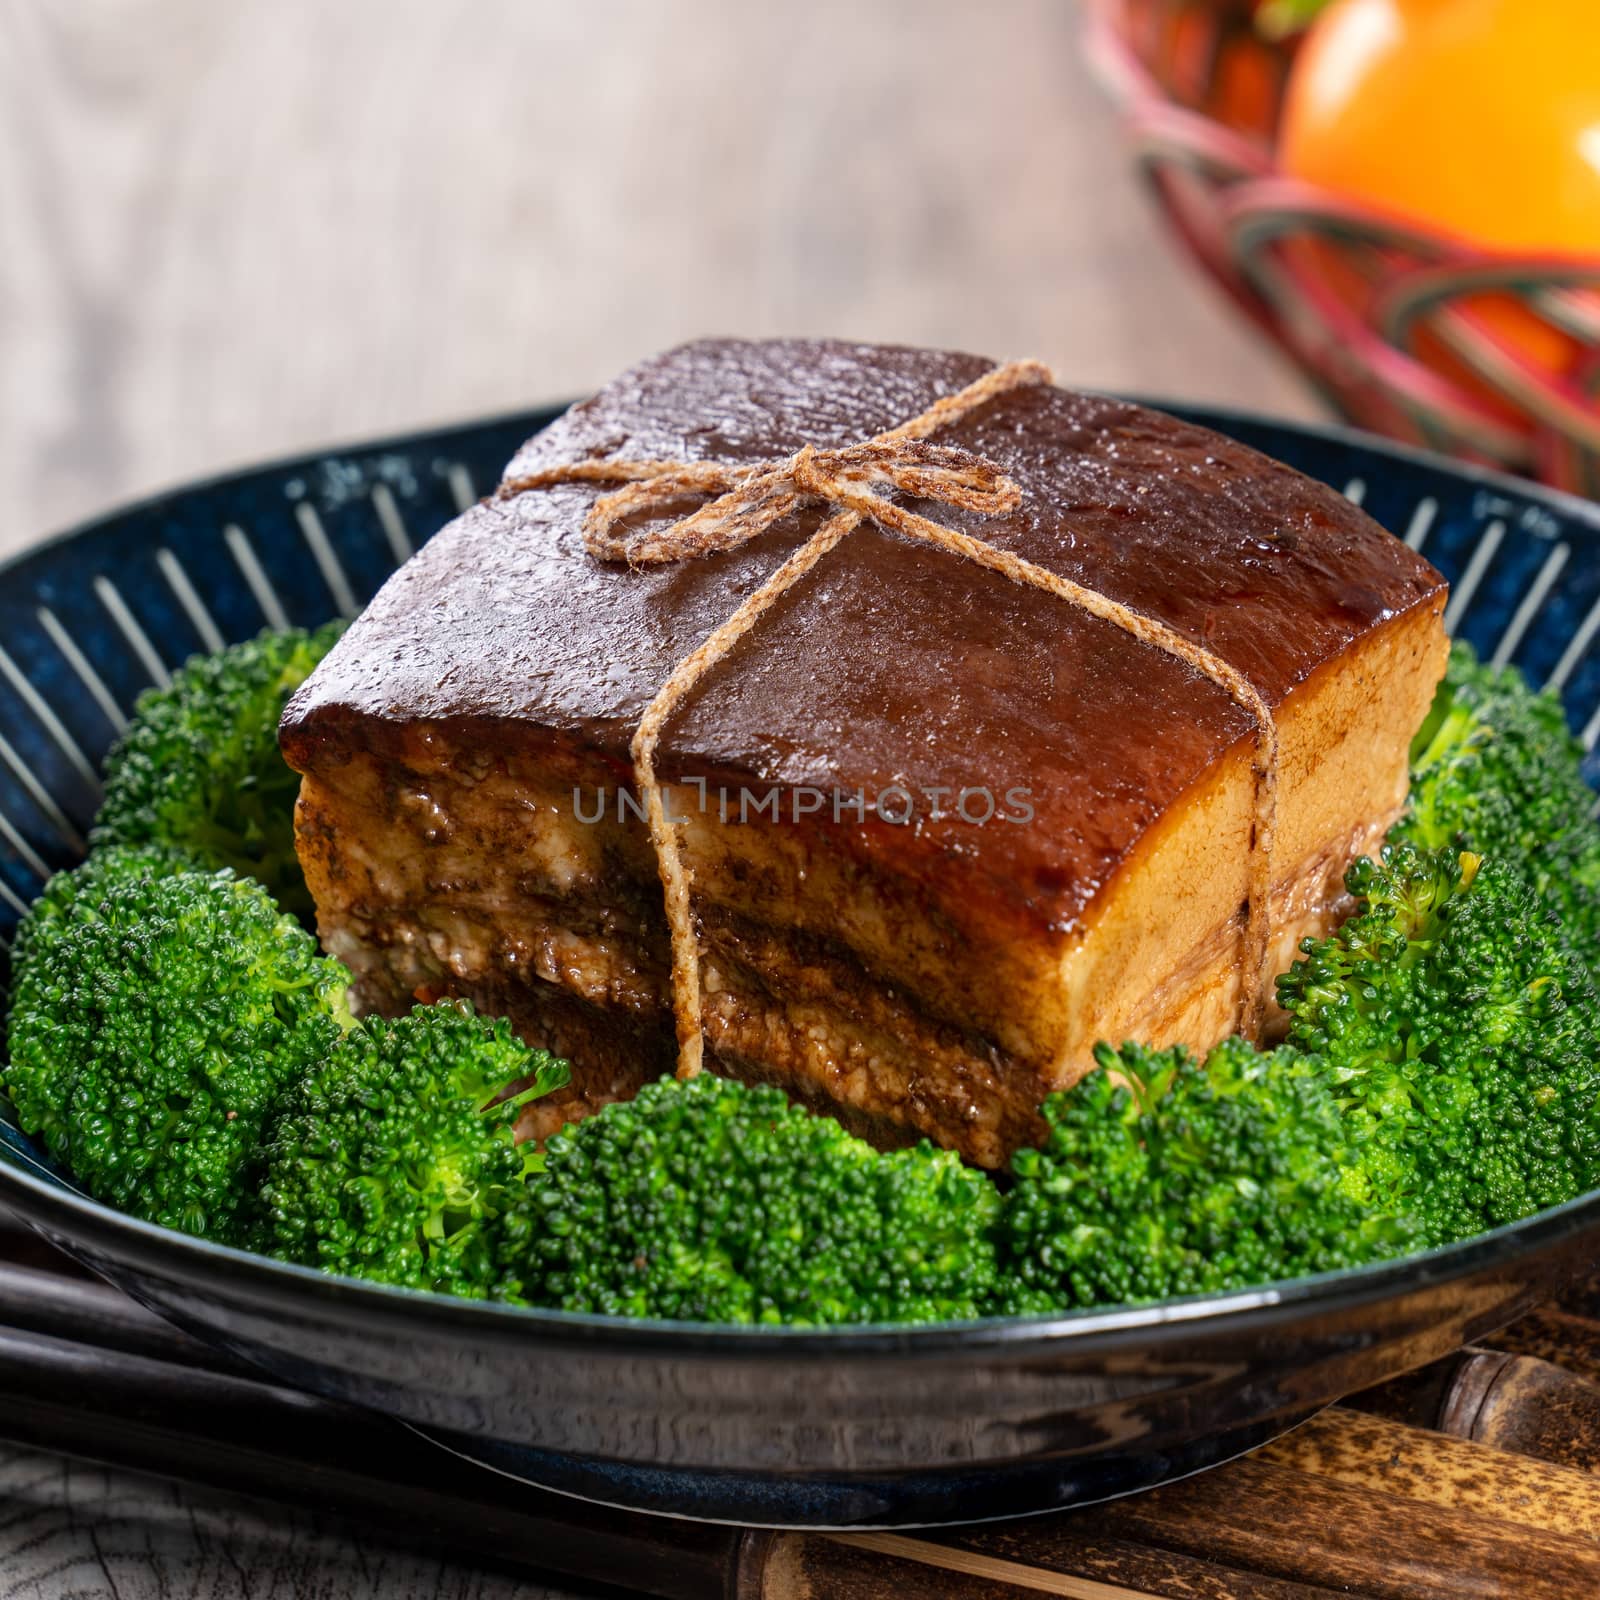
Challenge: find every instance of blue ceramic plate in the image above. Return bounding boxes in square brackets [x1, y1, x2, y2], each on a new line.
[2, 401, 1599, 1529]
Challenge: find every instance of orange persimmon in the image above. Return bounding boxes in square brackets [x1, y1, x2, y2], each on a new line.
[1279, 0, 1599, 421]
[1280, 0, 1600, 259]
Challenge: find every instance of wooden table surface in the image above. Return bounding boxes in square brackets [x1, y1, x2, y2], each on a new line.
[0, 2, 1321, 1595]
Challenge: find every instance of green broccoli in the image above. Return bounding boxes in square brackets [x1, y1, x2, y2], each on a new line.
[1396, 642, 1600, 965]
[91, 624, 342, 919]
[7, 843, 189, 975]
[521, 1074, 1003, 1325]
[258, 1002, 569, 1299]
[999, 1036, 1419, 1312]
[13, 629, 1600, 1324]
[1278, 842, 1600, 1247]
[4, 855, 352, 1242]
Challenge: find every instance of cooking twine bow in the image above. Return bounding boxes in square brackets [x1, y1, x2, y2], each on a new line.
[500, 360, 1279, 1077]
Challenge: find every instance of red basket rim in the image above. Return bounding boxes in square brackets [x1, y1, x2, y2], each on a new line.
[1085, 0, 1600, 275]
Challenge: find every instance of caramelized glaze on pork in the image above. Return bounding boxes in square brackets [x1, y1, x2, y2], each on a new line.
[282, 339, 1448, 1164]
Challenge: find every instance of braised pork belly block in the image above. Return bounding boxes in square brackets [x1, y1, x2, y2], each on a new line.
[280, 339, 1448, 1166]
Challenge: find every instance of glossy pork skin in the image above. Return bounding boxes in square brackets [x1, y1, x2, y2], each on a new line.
[282, 339, 1448, 1163]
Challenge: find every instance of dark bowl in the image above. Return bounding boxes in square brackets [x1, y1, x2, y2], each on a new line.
[2, 401, 1599, 1528]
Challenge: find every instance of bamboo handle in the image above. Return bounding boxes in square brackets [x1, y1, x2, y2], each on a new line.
[741, 1526, 1348, 1599]
[1440, 1348, 1600, 1472]
[1356, 1343, 1600, 1473]
[734, 1403, 1600, 1599]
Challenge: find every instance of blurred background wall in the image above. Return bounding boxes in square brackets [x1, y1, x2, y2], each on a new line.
[0, 0, 1315, 557]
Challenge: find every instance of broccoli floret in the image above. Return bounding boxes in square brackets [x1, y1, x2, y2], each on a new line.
[258, 1002, 569, 1299]
[4, 856, 352, 1242]
[521, 1074, 1003, 1325]
[7, 844, 189, 976]
[91, 624, 342, 919]
[1278, 841, 1600, 1247]
[1396, 642, 1600, 964]
[1000, 1036, 1418, 1312]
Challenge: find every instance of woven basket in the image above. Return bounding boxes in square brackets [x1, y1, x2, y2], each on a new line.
[1085, 0, 1600, 497]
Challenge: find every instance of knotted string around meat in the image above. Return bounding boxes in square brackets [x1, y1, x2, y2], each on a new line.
[499, 360, 1280, 1077]
[499, 358, 1051, 567]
